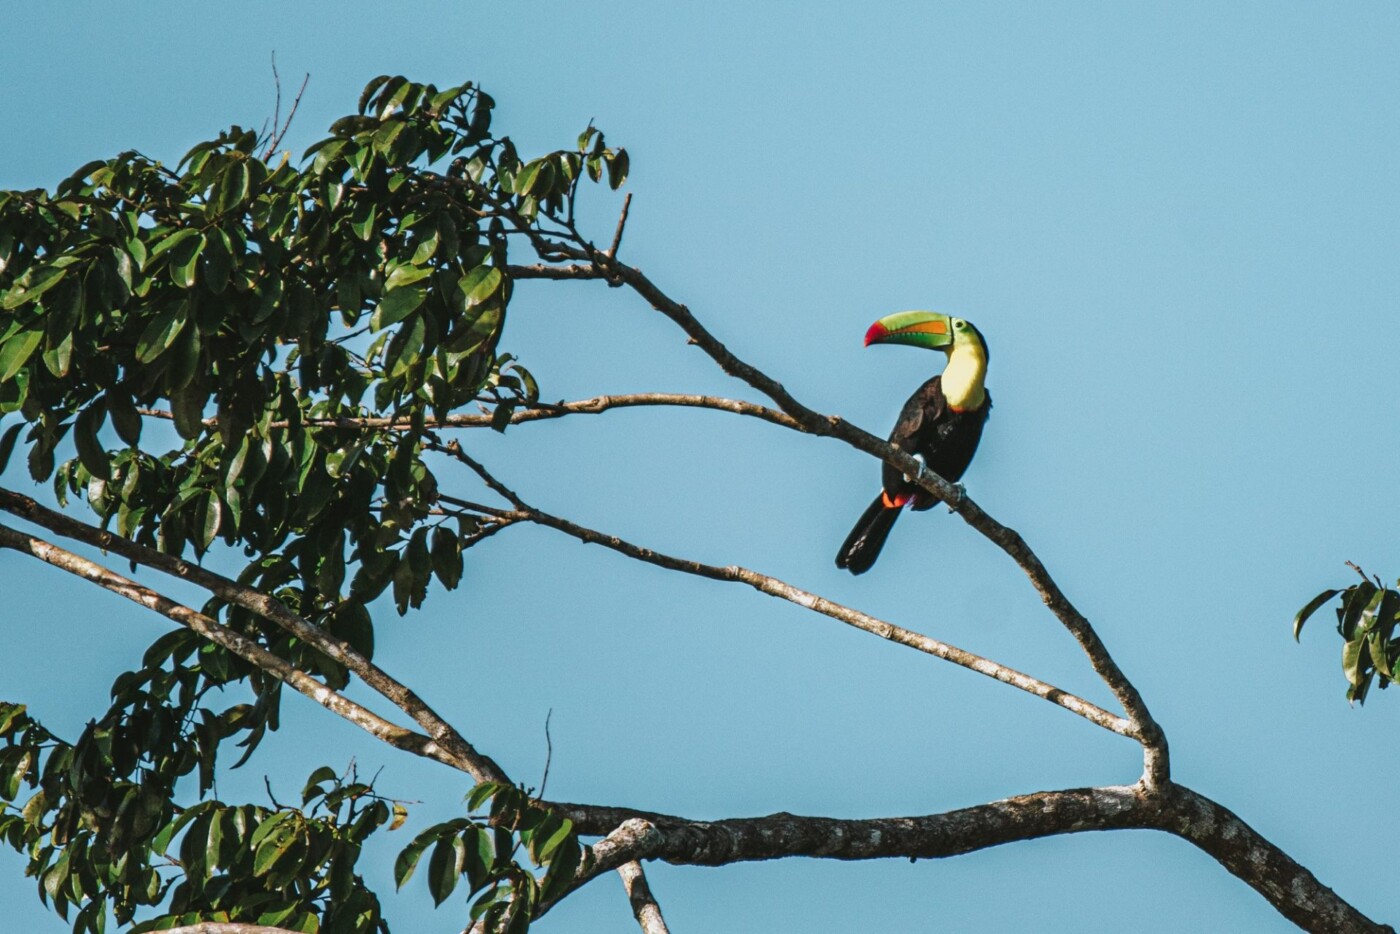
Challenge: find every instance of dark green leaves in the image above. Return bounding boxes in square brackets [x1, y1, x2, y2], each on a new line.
[0, 329, 42, 382]
[396, 784, 581, 931]
[0, 71, 636, 933]
[1294, 575, 1400, 703]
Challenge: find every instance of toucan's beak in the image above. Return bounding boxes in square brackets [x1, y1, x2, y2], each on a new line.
[864, 310, 954, 350]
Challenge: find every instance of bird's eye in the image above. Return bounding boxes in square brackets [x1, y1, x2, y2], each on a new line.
[954, 320, 965, 329]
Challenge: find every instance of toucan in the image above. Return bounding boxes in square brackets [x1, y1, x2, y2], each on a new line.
[835, 310, 991, 575]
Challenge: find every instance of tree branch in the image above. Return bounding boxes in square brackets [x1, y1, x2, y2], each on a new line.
[551, 785, 1392, 934]
[0, 521, 473, 774]
[162, 925, 305, 934]
[141, 393, 799, 434]
[433, 448, 1135, 740]
[618, 861, 670, 934]
[0, 488, 509, 786]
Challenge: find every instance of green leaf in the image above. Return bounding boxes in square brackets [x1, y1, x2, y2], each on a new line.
[0, 702, 25, 737]
[169, 232, 205, 289]
[372, 285, 427, 330]
[385, 263, 434, 291]
[107, 393, 142, 446]
[535, 817, 574, 865]
[0, 330, 43, 382]
[431, 526, 463, 590]
[2, 264, 68, 310]
[74, 404, 111, 478]
[427, 836, 462, 906]
[202, 229, 233, 294]
[196, 490, 223, 551]
[539, 833, 581, 903]
[40, 331, 73, 378]
[134, 304, 188, 364]
[466, 782, 501, 812]
[606, 148, 630, 189]
[459, 266, 502, 310]
[1343, 635, 1367, 691]
[146, 228, 201, 265]
[252, 815, 300, 877]
[0, 422, 23, 473]
[217, 161, 251, 213]
[395, 834, 432, 889]
[171, 383, 207, 440]
[302, 766, 338, 805]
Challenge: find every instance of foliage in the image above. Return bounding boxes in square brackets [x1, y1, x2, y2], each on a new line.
[1295, 574, 1400, 703]
[0, 74, 623, 932]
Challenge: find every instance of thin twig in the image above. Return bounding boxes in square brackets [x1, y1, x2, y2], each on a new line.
[261, 53, 309, 159]
[138, 393, 801, 433]
[538, 708, 554, 801]
[606, 192, 633, 259]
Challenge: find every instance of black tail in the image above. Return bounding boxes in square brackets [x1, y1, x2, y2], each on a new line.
[835, 494, 902, 575]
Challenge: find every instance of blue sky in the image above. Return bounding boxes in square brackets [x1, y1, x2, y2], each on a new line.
[3, 2, 1400, 931]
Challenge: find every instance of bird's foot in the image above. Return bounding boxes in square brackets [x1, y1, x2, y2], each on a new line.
[902, 453, 927, 484]
[947, 482, 966, 512]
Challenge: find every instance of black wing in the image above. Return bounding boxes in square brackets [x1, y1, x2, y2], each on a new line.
[882, 375, 949, 494]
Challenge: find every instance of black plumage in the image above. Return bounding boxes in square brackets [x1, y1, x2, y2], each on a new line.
[835, 376, 991, 575]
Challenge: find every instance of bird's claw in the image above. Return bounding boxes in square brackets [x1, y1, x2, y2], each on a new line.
[902, 453, 927, 484]
[947, 482, 966, 512]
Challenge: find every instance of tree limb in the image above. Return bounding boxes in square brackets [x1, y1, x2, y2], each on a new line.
[618, 861, 670, 934]
[139, 393, 799, 433]
[550, 785, 1392, 934]
[0, 522, 467, 773]
[0, 487, 509, 787]
[433, 448, 1135, 740]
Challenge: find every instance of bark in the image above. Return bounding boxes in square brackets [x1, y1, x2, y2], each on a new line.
[556, 784, 1392, 934]
[618, 861, 670, 934]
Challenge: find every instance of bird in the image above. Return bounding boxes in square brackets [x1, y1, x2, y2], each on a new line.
[835, 310, 992, 574]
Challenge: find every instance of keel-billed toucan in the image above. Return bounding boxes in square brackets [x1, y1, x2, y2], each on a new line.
[835, 311, 991, 574]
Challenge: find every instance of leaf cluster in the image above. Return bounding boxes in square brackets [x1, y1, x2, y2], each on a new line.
[1295, 576, 1400, 703]
[395, 783, 582, 934]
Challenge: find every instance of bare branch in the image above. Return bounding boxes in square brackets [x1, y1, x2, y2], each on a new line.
[138, 393, 800, 433]
[606, 192, 633, 260]
[506, 262, 602, 281]
[618, 861, 670, 934]
[0, 522, 465, 771]
[0, 489, 508, 785]
[550, 786, 1392, 934]
[432, 449, 1135, 739]
[163, 925, 306, 934]
[261, 53, 309, 159]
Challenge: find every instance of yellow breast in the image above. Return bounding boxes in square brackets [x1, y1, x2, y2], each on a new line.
[941, 344, 987, 412]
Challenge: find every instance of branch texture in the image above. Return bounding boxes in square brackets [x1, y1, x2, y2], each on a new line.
[552, 785, 1392, 934]
[618, 861, 670, 934]
[0, 522, 466, 773]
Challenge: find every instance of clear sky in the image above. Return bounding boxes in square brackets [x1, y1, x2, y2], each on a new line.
[3, 2, 1400, 931]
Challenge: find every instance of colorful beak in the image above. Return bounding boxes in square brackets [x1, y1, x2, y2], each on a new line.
[864, 310, 955, 350]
